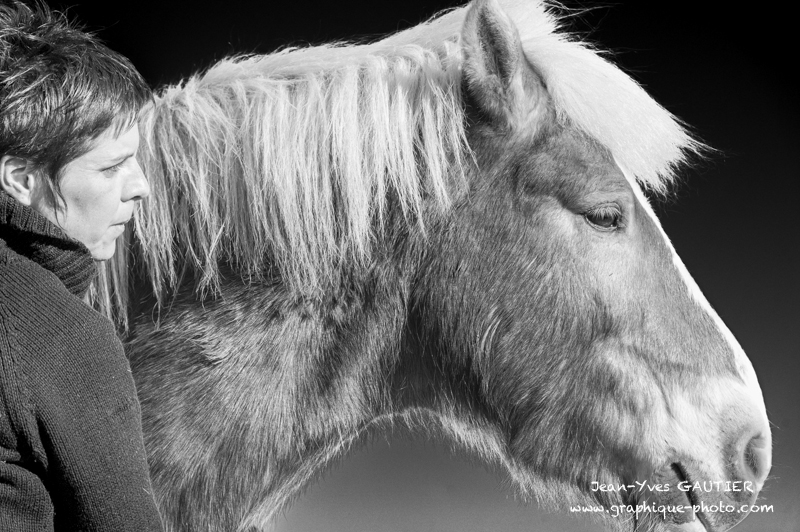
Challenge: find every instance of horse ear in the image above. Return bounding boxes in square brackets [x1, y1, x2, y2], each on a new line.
[461, 0, 542, 128]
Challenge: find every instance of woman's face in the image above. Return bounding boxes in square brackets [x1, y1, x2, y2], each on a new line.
[35, 123, 150, 260]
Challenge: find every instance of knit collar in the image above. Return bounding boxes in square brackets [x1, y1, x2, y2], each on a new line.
[0, 190, 96, 297]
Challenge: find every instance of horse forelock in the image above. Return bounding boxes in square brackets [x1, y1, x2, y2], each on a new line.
[128, 0, 701, 311]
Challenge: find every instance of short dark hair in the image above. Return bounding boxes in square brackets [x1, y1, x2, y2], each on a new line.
[0, 1, 151, 198]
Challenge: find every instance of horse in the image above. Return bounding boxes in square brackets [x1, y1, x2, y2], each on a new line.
[108, 0, 772, 530]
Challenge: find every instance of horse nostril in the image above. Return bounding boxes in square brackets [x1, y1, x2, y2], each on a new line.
[743, 434, 771, 485]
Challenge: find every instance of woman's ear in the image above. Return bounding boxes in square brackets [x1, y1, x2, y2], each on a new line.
[0, 155, 38, 206]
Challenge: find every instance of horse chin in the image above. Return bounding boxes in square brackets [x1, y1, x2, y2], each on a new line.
[653, 505, 707, 532]
[661, 522, 708, 532]
[636, 459, 758, 532]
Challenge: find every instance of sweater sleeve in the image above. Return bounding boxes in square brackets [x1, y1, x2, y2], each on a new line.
[42, 388, 164, 532]
[20, 308, 164, 532]
[0, 278, 53, 532]
[0, 309, 55, 531]
[1, 260, 163, 532]
[0, 445, 55, 532]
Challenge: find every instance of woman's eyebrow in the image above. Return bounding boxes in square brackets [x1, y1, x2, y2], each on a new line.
[100, 151, 135, 166]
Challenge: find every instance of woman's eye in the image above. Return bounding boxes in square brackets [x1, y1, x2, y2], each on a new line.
[584, 205, 622, 231]
[103, 158, 129, 174]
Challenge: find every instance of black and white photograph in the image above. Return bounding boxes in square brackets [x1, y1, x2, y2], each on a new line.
[1, 1, 796, 531]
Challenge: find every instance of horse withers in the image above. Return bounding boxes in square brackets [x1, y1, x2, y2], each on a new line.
[119, 1, 772, 530]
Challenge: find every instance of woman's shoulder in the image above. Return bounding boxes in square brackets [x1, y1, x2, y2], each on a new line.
[1, 244, 136, 463]
[0, 244, 125, 383]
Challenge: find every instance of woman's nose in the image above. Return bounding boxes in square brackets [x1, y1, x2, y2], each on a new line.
[125, 158, 150, 201]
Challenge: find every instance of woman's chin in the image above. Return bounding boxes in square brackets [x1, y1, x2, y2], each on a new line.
[88, 239, 120, 261]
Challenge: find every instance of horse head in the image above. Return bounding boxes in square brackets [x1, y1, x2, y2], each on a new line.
[122, 1, 771, 531]
[401, 1, 770, 530]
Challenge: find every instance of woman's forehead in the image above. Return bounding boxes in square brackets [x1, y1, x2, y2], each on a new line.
[78, 124, 140, 163]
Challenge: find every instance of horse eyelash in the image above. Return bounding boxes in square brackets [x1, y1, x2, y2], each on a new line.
[583, 204, 625, 230]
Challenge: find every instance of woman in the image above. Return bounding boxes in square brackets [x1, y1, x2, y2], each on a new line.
[0, 2, 162, 530]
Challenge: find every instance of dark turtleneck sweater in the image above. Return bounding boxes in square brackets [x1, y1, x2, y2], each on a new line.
[0, 191, 163, 531]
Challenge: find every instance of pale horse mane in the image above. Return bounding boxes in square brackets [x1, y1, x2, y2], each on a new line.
[126, 0, 702, 311]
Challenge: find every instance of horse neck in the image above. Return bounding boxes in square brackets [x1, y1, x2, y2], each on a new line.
[129, 266, 414, 527]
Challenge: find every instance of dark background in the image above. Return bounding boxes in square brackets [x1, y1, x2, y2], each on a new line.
[43, 1, 798, 530]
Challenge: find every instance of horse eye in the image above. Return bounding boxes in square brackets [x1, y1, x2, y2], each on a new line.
[584, 205, 622, 231]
